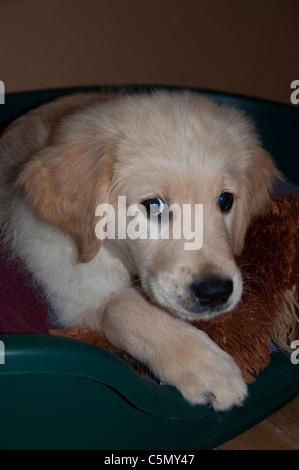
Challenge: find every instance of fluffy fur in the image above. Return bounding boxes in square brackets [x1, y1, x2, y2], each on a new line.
[0, 91, 280, 410]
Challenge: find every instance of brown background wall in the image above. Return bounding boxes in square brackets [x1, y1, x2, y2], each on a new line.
[0, 0, 298, 105]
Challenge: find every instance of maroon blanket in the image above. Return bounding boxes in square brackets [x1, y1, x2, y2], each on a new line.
[0, 250, 49, 334]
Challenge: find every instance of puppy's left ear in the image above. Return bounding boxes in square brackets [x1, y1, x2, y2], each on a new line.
[233, 146, 282, 256]
[16, 139, 114, 263]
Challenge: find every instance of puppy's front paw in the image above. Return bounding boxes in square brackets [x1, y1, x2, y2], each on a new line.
[162, 329, 248, 411]
[182, 352, 247, 412]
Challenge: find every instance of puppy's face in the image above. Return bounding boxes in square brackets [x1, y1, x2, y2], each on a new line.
[102, 93, 279, 320]
[108, 165, 243, 321]
[17, 91, 280, 321]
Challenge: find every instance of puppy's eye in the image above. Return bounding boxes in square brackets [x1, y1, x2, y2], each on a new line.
[142, 197, 165, 217]
[219, 192, 234, 212]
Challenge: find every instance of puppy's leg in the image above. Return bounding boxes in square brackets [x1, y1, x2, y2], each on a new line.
[102, 288, 247, 411]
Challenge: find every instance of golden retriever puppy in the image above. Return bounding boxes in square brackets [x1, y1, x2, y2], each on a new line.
[0, 91, 279, 410]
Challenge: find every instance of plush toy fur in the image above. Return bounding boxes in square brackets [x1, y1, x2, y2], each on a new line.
[51, 194, 299, 383]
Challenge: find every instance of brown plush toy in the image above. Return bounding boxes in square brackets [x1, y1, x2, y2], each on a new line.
[51, 194, 299, 383]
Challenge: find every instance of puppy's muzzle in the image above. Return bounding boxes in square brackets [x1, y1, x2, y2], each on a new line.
[191, 277, 233, 310]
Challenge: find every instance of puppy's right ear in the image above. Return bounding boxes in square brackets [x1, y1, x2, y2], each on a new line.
[233, 147, 282, 256]
[16, 137, 114, 263]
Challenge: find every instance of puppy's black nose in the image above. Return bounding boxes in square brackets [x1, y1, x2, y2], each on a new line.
[191, 278, 233, 308]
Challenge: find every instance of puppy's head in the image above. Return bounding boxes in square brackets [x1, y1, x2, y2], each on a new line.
[17, 91, 281, 320]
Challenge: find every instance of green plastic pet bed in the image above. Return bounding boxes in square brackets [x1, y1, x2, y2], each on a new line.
[0, 86, 298, 450]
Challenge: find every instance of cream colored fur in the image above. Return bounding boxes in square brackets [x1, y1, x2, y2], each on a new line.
[0, 91, 280, 410]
